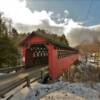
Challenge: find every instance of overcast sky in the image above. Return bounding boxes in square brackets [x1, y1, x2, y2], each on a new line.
[0, 0, 100, 46]
[0, 0, 99, 25]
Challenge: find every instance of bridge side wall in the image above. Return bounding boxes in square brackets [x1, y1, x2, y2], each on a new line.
[57, 54, 79, 76]
[47, 45, 79, 80]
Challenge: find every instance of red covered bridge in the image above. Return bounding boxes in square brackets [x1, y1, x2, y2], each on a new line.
[19, 30, 79, 80]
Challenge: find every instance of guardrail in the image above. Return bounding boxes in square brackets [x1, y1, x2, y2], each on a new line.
[0, 66, 48, 98]
[0, 66, 24, 73]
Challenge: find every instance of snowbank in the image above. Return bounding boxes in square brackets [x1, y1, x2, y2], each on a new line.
[25, 81, 100, 100]
[25, 81, 66, 100]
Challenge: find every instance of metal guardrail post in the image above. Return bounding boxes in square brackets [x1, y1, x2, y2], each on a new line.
[40, 70, 43, 79]
[25, 76, 30, 87]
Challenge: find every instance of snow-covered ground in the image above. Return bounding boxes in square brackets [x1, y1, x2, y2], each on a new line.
[25, 81, 100, 100]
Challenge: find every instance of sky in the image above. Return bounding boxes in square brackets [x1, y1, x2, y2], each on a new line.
[0, 0, 100, 46]
[26, 0, 100, 26]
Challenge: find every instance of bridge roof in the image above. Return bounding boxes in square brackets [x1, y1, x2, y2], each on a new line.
[19, 30, 78, 52]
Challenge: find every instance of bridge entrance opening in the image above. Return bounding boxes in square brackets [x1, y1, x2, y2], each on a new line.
[25, 43, 48, 67]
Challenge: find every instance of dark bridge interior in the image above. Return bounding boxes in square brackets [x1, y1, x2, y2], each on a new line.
[25, 44, 48, 67]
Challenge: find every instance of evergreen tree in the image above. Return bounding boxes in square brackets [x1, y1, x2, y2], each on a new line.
[0, 13, 20, 67]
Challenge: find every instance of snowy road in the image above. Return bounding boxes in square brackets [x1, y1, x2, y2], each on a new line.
[0, 66, 46, 98]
